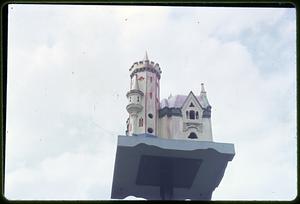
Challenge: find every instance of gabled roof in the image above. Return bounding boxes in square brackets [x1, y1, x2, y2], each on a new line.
[160, 92, 210, 109]
[181, 91, 202, 110]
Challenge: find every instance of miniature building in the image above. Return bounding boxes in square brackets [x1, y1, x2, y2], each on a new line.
[112, 53, 235, 200]
[126, 52, 212, 141]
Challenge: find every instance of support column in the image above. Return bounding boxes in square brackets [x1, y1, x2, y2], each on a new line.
[159, 158, 173, 200]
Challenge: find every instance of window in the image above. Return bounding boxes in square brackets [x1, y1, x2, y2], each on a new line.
[189, 102, 195, 107]
[150, 92, 152, 99]
[139, 118, 143, 127]
[150, 77, 153, 82]
[148, 113, 153, 119]
[196, 111, 199, 119]
[147, 127, 153, 133]
[189, 110, 195, 119]
[137, 96, 139, 102]
[129, 97, 131, 102]
[188, 132, 198, 139]
[186, 111, 189, 119]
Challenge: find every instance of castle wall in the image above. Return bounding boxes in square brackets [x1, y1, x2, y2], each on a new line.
[158, 115, 213, 141]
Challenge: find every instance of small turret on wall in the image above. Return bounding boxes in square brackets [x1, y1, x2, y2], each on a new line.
[126, 74, 144, 135]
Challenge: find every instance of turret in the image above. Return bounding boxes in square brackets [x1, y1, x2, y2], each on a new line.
[199, 83, 213, 140]
[126, 52, 162, 136]
[126, 74, 144, 114]
[199, 83, 211, 117]
[126, 74, 144, 135]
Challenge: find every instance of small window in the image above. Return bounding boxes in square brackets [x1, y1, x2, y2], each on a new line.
[190, 110, 195, 119]
[148, 113, 153, 119]
[189, 102, 195, 107]
[147, 128, 153, 133]
[188, 132, 198, 139]
[196, 111, 199, 119]
[129, 97, 131, 102]
[150, 92, 152, 99]
[139, 118, 143, 127]
[137, 96, 139, 102]
[186, 111, 189, 119]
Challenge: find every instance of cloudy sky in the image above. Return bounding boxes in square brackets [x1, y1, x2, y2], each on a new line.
[5, 4, 296, 200]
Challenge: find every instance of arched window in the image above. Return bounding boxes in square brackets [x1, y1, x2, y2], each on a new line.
[188, 132, 198, 139]
[196, 111, 199, 119]
[139, 118, 143, 127]
[186, 111, 189, 119]
[189, 102, 195, 107]
[189, 110, 195, 119]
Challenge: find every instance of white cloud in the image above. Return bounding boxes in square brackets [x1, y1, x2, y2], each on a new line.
[5, 5, 296, 200]
[5, 138, 116, 200]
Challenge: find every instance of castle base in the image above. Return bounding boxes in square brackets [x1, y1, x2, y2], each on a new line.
[111, 134, 235, 200]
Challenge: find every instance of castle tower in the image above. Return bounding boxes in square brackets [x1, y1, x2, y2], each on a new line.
[126, 52, 162, 136]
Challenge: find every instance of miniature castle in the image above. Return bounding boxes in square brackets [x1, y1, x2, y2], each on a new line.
[125, 52, 213, 141]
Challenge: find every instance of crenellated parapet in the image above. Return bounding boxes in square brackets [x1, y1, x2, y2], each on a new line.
[129, 60, 162, 79]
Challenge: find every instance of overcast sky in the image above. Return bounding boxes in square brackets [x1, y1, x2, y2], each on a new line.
[5, 4, 296, 200]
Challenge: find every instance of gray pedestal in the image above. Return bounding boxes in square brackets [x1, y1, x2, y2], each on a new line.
[111, 134, 235, 200]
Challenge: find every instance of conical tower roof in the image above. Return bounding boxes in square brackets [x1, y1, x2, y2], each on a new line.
[132, 74, 140, 90]
[199, 83, 210, 107]
[201, 83, 206, 93]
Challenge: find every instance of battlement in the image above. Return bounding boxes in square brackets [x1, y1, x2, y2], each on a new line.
[129, 59, 162, 79]
[130, 60, 161, 72]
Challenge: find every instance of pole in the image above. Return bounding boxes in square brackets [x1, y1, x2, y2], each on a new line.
[159, 158, 173, 200]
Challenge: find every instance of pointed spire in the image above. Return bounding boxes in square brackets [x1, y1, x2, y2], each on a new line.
[144, 51, 149, 61]
[201, 83, 206, 93]
[200, 83, 210, 107]
[132, 74, 140, 90]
